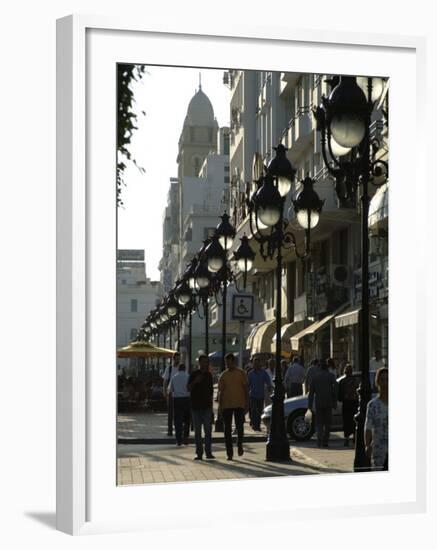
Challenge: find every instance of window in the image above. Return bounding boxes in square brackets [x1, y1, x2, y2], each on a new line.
[223, 132, 230, 155]
[130, 328, 138, 340]
[204, 227, 216, 240]
[130, 299, 138, 312]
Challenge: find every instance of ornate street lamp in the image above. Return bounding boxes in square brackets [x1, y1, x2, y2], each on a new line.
[314, 75, 388, 471]
[215, 211, 236, 251]
[234, 235, 256, 289]
[246, 144, 323, 462]
[204, 214, 237, 432]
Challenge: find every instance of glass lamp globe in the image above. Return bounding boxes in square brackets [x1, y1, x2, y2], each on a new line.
[277, 176, 292, 197]
[218, 235, 233, 251]
[257, 206, 281, 227]
[207, 256, 223, 272]
[331, 114, 366, 148]
[330, 136, 351, 157]
[177, 292, 190, 305]
[188, 276, 196, 289]
[356, 76, 384, 103]
[167, 305, 178, 317]
[237, 257, 253, 273]
[195, 274, 210, 289]
[296, 209, 320, 230]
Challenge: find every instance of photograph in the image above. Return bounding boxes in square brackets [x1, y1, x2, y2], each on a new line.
[115, 64, 389, 486]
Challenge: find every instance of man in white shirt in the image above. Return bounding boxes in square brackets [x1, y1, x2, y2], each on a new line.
[369, 350, 385, 373]
[162, 352, 180, 436]
[284, 356, 306, 397]
[168, 363, 191, 446]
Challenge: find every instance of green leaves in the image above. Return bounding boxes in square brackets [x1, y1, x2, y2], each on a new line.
[117, 64, 146, 206]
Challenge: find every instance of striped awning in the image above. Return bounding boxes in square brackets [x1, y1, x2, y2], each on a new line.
[250, 318, 286, 355]
[271, 320, 305, 356]
[290, 303, 349, 351]
[335, 307, 361, 328]
[368, 183, 388, 229]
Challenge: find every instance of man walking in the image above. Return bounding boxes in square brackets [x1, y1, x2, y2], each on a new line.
[304, 358, 320, 394]
[308, 360, 337, 448]
[218, 353, 249, 460]
[187, 354, 214, 460]
[248, 356, 272, 431]
[162, 352, 180, 436]
[284, 355, 306, 397]
[365, 367, 388, 470]
[338, 363, 359, 446]
[168, 363, 191, 446]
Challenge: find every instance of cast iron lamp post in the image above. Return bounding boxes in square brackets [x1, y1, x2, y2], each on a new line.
[204, 215, 238, 432]
[314, 75, 388, 471]
[246, 144, 324, 462]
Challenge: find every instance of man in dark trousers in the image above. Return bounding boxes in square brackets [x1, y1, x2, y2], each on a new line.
[308, 359, 337, 448]
[162, 352, 180, 436]
[187, 354, 214, 460]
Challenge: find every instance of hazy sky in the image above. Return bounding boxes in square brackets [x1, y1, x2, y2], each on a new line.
[117, 65, 230, 281]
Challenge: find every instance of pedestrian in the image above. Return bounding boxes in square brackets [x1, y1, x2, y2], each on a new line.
[369, 349, 385, 373]
[365, 367, 388, 470]
[284, 355, 306, 397]
[162, 352, 180, 436]
[327, 357, 338, 378]
[280, 358, 289, 380]
[264, 358, 276, 406]
[168, 363, 191, 447]
[265, 358, 276, 386]
[304, 358, 320, 394]
[187, 354, 215, 460]
[307, 360, 337, 448]
[337, 363, 359, 446]
[248, 356, 272, 430]
[218, 352, 249, 460]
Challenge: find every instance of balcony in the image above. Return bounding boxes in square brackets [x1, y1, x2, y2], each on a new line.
[281, 106, 314, 162]
[279, 72, 301, 97]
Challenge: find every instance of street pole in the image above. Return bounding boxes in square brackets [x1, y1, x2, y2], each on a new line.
[266, 218, 290, 462]
[188, 310, 192, 372]
[215, 269, 227, 432]
[177, 317, 181, 352]
[221, 269, 227, 373]
[354, 122, 372, 471]
[239, 320, 245, 369]
[204, 297, 209, 357]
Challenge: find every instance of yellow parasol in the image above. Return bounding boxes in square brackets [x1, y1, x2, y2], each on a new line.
[117, 341, 177, 358]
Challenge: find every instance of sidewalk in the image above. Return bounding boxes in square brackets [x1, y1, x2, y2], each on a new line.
[117, 409, 268, 443]
[117, 438, 354, 485]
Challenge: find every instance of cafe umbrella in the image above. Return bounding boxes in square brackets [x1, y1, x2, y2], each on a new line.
[117, 341, 176, 359]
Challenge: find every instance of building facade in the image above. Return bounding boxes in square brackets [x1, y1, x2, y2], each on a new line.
[224, 70, 389, 371]
[117, 249, 161, 370]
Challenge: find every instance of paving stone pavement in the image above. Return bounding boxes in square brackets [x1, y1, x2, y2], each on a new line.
[117, 437, 354, 486]
[117, 409, 268, 442]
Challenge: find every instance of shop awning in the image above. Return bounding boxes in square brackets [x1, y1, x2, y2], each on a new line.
[368, 183, 388, 229]
[246, 322, 263, 351]
[250, 318, 286, 355]
[290, 303, 349, 351]
[272, 320, 305, 356]
[335, 307, 361, 328]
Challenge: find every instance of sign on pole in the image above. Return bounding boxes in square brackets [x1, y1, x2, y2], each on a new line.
[231, 294, 254, 321]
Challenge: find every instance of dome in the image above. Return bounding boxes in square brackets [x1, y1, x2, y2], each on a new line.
[184, 88, 216, 127]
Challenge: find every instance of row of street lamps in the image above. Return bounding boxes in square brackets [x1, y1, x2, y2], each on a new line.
[135, 74, 387, 468]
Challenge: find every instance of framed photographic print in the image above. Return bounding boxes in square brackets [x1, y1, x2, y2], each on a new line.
[56, 15, 427, 535]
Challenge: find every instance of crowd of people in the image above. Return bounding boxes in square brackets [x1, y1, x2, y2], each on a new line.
[159, 350, 388, 469]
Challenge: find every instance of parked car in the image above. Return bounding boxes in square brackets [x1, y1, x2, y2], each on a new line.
[261, 372, 376, 441]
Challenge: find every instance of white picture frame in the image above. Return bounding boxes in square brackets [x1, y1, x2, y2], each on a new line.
[56, 15, 427, 535]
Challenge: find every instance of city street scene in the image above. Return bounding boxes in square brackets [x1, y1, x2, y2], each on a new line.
[116, 65, 389, 486]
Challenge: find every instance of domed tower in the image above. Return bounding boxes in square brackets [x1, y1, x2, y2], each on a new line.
[177, 83, 219, 179]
